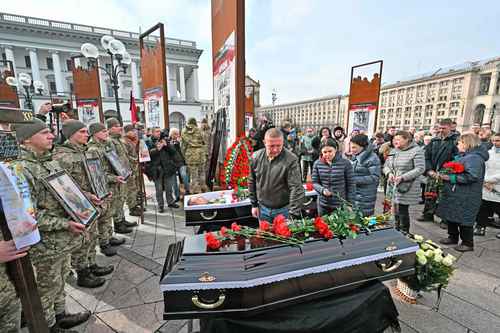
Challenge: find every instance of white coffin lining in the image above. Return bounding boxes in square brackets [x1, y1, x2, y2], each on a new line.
[160, 245, 419, 291]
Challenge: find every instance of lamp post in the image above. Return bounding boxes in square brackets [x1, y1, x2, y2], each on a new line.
[5, 72, 45, 113]
[80, 36, 132, 125]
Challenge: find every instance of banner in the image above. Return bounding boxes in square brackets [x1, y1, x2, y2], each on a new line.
[72, 58, 104, 124]
[77, 98, 100, 125]
[347, 60, 383, 136]
[212, 0, 245, 145]
[138, 139, 151, 163]
[0, 60, 20, 108]
[140, 23, 169, 129]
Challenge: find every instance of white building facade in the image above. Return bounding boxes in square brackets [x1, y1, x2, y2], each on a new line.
[0, 12, 204, 125]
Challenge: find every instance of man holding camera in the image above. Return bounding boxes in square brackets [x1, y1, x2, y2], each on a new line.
[146, 127, 179, 212]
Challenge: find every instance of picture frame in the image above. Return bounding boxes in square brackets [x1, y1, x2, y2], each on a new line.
[104, 150, 132, 180]
[83, 157, 111, 200]
[0, 130, 20, 161]
[43, 170, 99, 226]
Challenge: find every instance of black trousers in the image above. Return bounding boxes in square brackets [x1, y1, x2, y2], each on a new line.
[302, 159, 314, 181]
[394, 203, 410, 233]
[476, 200, 500, 227]
[447, 222, 473, 246]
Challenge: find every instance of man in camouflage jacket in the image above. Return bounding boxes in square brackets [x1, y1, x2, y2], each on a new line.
[53, 120, 114, 288]
[123, 124, 142, 216]
[106, 118, 137, 233]
[87, 122, 126, 256]
[12, 118, 90, 332]
[181, 118, 207, 194]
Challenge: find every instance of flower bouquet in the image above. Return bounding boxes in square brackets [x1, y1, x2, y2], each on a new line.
[395, 234, 456, 305]
[425, 161, 465, 200]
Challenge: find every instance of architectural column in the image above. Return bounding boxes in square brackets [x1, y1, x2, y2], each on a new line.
[50, 51, 64, 94]
[167, 64, 177, 100]
[130, 60, 141, 99]
[192, 66, 199, 101]
[489, 71, 499, 96]
[179, 66, 186, 101]
[28, 48, 41, 82]
[3, 45, 17, 75]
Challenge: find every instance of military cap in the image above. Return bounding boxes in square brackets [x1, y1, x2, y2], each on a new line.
[13, 118, 48, 142]
[62, 119, 85, 139]
[123, 124, 135, 133]
[88, 122, 106, 136]
[106, 117, 121, 129]
[187, 118, 197, 126]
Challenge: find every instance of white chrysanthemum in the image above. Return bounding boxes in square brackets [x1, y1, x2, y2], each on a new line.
[414, 235, 424, 242]
[417, 255, 428, 265]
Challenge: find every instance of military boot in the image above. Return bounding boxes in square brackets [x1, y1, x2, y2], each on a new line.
[129, 207, 142, 217]
[109, 236, 126, 246]
[50, 324, 78, 333]
[114, 224, 133, 234]
[76, 268, 106, 288]
[55, 311, 91, 329]
[100, 244, 117, 257]
[122, 219, 138, 228]
[90, 264, 114, 276]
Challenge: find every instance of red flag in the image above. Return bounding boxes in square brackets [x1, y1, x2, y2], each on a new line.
[129, 91, 138, 123]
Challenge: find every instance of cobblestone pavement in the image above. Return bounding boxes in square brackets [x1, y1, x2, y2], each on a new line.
[40, 182, 500, 333]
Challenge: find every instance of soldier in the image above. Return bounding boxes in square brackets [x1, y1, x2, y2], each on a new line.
[53, 120, 114, 288]
[106, 118, 137, 233]
[199, 118, 211, 193]
[123, 124, 142, 216]
[87, 123, 126, 256]
[12, 118, 90, 332]
[0, 107, 30, 332]
[182, 118, 206, 194]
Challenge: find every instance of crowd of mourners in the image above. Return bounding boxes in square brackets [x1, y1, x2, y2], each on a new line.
[249, 115, 500, 253]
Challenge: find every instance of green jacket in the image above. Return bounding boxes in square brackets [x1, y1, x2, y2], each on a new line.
[12, 148, 83, 262]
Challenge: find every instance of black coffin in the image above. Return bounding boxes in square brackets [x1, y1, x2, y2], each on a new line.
[160, 228, 418, 319]
[184, 190, 317, 229]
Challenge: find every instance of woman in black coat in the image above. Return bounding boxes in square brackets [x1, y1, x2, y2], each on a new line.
[437, 133, 489, 252]
[312, 138, 355, 216]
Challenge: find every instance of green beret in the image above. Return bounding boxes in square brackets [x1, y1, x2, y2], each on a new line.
[13, 118, 48, 143]
[88, 122, 106, 136]
[62, 119, 85, 139]
[123, 124, 135, 133]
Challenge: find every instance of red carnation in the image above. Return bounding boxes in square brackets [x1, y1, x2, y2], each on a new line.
[231, 222, 241, 232]
[274, 223, 292, 238]
[324, 230, 334, 239]
[219, 226, 229, 237]
[259, 220, 270, 231]
[442, 162, 465, 174]
[305, 182, 314, 191]
[205, 232, 221, 250]
[314, 217, 329, 234]
[349, 224, 360, 233]
[273, 214, 287, 226]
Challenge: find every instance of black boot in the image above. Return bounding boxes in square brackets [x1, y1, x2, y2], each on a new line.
[400, 215, 410, 234]
[114, 224, 133, 234]
[50, 324, 78, 333]
[122, 219, 138, 228]
[90, 264, 114, 276]
[129, 207, 142, 217]
[394, 215, 401, 231]
[55, 311, 91, 329]
[109, 236, 125, 246]
[100, 244, 117, 257]
[158, 206, 165, 213]
[76, 268, 106, 288]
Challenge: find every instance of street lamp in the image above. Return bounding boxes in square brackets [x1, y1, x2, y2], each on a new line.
[5, 72, 45, 112]
[80, 35, 132, 125]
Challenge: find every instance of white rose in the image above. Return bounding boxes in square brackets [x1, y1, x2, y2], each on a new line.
[433, 248, 443, 256]
[425, 250, 434, 257]
[433, 254, 443, 263]
[421, 243, 429, 250]
[414, 235, 424, 242]
[417, 255, 428, 265]
[442, 257, 454, 266]
[416, 249, 426, 257]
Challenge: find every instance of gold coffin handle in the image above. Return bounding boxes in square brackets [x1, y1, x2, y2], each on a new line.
[192, 293, 226, 309]
[200, 211, 218, 220]
[378, 259, 403, 273]
[303, 197, 314, 206]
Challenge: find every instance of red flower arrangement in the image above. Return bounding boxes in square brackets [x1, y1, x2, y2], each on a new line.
[220, 136, 253, 193]
[441, 161, 465, 174]
[272, 214, 292, 238]
[314, 217, 334, 239]
[205, 232, 222, 250]
[259, 220, 270, 231]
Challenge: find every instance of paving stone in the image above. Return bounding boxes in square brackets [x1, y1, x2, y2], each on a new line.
[438, 293, 500, 333]
[114, 257, 154, 285]
[96, 278, 144, 312]
[157, 320, 188, 333]
[97, 301, 164, 333]
[397, 321, 419, 333]
[457, 248, 500, 278]
[65, 280, 108, 311]
[137, 275, 163, 303]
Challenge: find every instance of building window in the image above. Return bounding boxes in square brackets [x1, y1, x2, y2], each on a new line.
[46, 57, 53, 70]
[69, 83, 74, 93]
[66, 59, 73, 71]
[478, 74, 491, 95]
[1, 53, 6, 61]
[25, 56, 31, 68]
[49, 81, 56, 93]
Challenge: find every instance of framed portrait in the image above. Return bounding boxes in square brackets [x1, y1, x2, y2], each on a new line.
[43, 170, 99, 226]
[0, 130, 20, 161]
[104, 150, 132, 180]
[84, 157, 111, 200]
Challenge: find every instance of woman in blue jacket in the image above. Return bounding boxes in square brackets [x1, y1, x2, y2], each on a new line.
[350, 134, 381, 216]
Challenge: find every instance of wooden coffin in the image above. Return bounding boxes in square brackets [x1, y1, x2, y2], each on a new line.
[160, 227, 418, 319]
[184, 189, 317, 229]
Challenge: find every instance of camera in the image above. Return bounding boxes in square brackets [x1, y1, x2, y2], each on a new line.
[51, 102, 71, 114]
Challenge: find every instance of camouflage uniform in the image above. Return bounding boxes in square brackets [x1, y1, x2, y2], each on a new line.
[87, 138, 121, 245]
[199, 124, 211, 192]
[13, 148, 83, 327]
[0, 234, 21, 333]
[53, 141, 100, 271]
[109, 133, 129, 226]
[182, 124, 206, 193]
[122, 137, 141, 211]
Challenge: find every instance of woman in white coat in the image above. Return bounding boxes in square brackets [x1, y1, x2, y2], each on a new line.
[475, 133, 500, 238]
